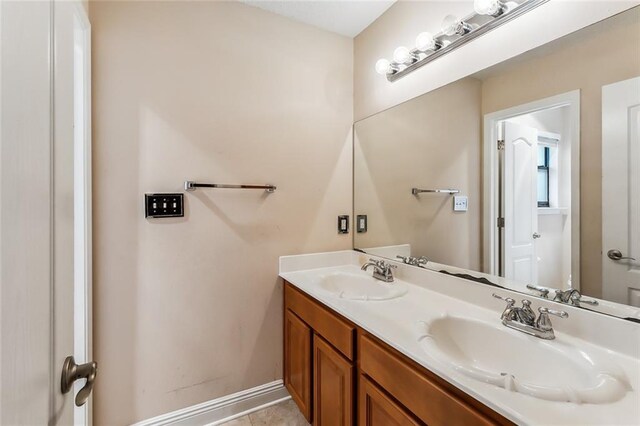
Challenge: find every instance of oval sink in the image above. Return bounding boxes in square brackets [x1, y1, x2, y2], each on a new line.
[417, 315, 629, 404]
[318, 271, 408, 301]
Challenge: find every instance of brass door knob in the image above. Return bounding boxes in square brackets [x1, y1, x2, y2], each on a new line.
[61, 356, 97, 407]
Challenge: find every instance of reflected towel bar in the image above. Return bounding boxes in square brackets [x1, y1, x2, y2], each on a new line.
[185, 181, 276, 193]
[412, 188, 459, 195]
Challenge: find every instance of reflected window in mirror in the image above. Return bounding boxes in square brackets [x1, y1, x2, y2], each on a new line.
[537, 146, 550, 208]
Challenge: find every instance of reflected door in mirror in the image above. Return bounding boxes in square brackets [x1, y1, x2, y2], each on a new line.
[602, 76, 640, 307]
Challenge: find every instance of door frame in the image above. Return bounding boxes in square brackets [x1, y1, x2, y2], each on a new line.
[72, 2, 93, 424]
[482, 90, 580, 288]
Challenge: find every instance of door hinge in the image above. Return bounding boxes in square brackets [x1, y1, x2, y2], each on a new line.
[497, 217, 505, 228]
[497, 140, 505, 150]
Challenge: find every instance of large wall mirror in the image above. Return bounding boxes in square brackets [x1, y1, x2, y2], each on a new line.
[354, 7, 640, 320]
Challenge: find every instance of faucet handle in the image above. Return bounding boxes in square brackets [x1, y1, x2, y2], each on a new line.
[416, 256, 429, 266]
[577, 297, 599, 306]
[536, 307, 568, 333]
[396, 255, 408, 263]
[526, 283, 550, 298]
[538, 307, 569, 318]
[568, 291, 599, 307]
[492, 293, 515, 306]
[383, 263, 397, 274]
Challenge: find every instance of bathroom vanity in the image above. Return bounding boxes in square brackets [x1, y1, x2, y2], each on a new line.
[280, 251, 640, 426]
[284, 281, 511, 425]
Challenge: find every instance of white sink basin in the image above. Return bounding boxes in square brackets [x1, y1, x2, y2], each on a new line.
[417, 315, 630, 404]
[318, 271, 408, 301]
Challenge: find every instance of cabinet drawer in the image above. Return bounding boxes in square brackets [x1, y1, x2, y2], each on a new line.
[360, 333, 507, 426]
[284, 282, 355, 360]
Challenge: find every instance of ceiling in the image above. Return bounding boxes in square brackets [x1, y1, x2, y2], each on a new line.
[237, 0, 397, 37]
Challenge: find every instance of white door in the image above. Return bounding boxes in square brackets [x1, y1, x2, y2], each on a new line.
[503, 121, 539, 284]
[0, 1, 93, 424]
[602, 77, 640, 306]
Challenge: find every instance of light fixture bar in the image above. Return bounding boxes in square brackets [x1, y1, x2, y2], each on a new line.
[386, 0, 549, 82]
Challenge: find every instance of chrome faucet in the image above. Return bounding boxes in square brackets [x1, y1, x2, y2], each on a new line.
[526, 284, 599, 307]
[361, 259, 397, 283]
[493, 294, 568, 340]
[396, 255, 429, 268]
[553, 288, 599, 307]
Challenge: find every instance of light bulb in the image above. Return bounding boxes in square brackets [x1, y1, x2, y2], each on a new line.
[415, 32, 441, 52]
[393, 46, 412, 64]
[474, 0, 503, 16]
[441, 14, 471, 36]
[375, 58, 391, 75]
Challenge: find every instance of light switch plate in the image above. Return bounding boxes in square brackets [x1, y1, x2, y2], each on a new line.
[453, 196, 468, 212]
[145, 193, 184, 218]
[338, 215, 349, 234]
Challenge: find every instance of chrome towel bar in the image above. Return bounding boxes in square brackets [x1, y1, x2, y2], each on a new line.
[412, 188, 459, 195]
[184, 181, 276, 193]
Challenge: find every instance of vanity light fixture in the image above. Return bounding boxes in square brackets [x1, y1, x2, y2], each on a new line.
[474, 0, 509, 17]
[393, 46, 419, 64]
[441, 15, 473, 36]
[375, 0, 548, 82]
[415, 32, 442, 53]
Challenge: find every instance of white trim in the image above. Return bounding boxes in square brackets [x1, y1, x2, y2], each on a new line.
[482, 90, 580, 289]
[131, 380, 290, 426]
[538, 207, 568, 216]
[71, 2, 92, 425]
[538, 130, 561, 142]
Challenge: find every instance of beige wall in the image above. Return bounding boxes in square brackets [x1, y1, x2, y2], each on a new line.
[354, 78, 482, 270]
[90, 2, 352, 424]
[481, 8, 640, 298]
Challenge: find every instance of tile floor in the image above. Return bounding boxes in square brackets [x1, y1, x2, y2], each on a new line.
[220, 399, 309, 426]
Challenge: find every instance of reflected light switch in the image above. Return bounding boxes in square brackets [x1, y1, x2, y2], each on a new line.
[453, 196, 468, 212]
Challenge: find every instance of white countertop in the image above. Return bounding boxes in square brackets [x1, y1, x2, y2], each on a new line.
[279, 250, 640, 426]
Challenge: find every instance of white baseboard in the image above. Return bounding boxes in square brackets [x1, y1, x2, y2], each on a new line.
[132, 380, 291, 426]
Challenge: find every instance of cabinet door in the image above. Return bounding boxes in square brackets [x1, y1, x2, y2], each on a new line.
[314, 335, 353, 426]
[284, 309, 312, 422]
[359, 375, 421, 426]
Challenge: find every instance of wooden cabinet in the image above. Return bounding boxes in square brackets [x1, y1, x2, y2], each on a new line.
[284, 309, 312, 422]
[283, 281, 512, 426]
[359, 333, 504, 426]
[284, 283, 355, 360]
[313, 335, 353, 426]
[359, 375, 420, 426]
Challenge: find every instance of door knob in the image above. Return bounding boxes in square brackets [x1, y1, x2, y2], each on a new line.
[607, 249, 636, 261]
[532, 232, 541, 239]
[61, 356, 97, 407]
